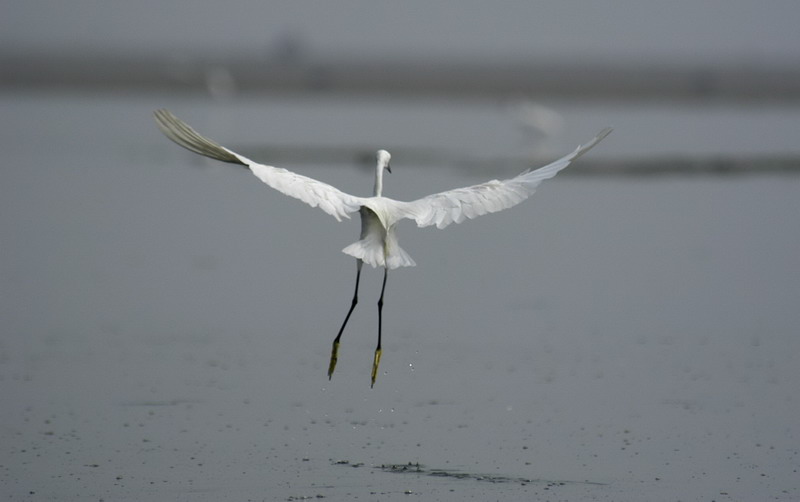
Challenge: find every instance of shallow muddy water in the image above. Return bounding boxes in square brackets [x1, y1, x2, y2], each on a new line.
[1, 91, 799, 500]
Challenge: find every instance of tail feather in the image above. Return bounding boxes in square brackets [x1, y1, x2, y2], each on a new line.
[342, 239, 416, 269]
[386, 244, 416, 269]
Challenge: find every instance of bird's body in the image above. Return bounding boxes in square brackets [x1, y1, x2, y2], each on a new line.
[344, 204, 416, 269]
[153, 109, 611, 386]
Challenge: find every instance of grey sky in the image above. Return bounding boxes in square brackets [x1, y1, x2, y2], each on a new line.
[3, 1, 800, 66]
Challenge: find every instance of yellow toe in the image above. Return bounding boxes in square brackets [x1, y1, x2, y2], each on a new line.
[370, 348, 382, 388]
[328, 340, 340, 380]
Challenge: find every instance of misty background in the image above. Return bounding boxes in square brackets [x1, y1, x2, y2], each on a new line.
[1, 2, 799, 501]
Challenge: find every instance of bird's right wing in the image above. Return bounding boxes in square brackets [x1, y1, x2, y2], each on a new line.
[401, 128, 612, 229]
[154, 109, 364, 221]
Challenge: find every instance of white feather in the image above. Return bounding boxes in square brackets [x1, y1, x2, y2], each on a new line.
[154, 109, 611, 270]
[154, 109, 363, 222]
[402, 127, 612, 230]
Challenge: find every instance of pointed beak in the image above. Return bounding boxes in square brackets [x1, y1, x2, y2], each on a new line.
[386, 164, 392, 174]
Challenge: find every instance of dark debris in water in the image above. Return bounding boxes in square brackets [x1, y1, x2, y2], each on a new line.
[366, 461, 605, 487]
[330, 459, 365, 468]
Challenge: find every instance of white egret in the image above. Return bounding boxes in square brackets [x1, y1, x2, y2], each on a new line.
[153, 109, 611, 386]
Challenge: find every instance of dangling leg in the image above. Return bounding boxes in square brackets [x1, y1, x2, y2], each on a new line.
[371, 267, 388, 388]
[328, 259, 363, 380]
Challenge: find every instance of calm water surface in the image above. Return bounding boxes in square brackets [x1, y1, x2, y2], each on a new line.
[1, 90, 799, 500]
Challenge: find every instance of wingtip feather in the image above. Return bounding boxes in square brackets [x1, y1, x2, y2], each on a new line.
[153, 108, 244, 165]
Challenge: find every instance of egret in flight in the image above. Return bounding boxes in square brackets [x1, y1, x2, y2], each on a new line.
[153, 109, 611, 386]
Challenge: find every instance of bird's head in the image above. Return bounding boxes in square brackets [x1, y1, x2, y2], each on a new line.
[377, 149, 392, 173]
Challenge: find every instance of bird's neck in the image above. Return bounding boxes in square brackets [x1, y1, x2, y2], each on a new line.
[373, 165, 384, 197]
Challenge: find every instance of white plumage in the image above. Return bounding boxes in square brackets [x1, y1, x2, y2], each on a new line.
[153, 108, 611, 386]
[154, 109, 610, 269]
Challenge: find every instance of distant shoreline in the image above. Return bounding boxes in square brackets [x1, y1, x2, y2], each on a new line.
[168, 143, 800, 175]
[3, 53, 800, 101]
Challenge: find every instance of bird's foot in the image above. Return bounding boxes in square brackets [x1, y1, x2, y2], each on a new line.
[328, 340, 340, 380]
[370, 348, 382, 388]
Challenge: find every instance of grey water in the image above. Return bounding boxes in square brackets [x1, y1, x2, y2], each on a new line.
[3, 3, 800, 497]
[1, 88, 799, 501]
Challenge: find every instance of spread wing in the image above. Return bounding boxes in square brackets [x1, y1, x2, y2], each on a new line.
[153, 109, 364, 221]
[401, 128, 612, 229]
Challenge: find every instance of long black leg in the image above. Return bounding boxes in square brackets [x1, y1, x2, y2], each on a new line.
[371, 267, 388, 387]
[328, 260, 362, 380]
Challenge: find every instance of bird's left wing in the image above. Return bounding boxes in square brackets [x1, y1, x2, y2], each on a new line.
[154, 109, 363, 221]
[400, 128, 612, 229]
